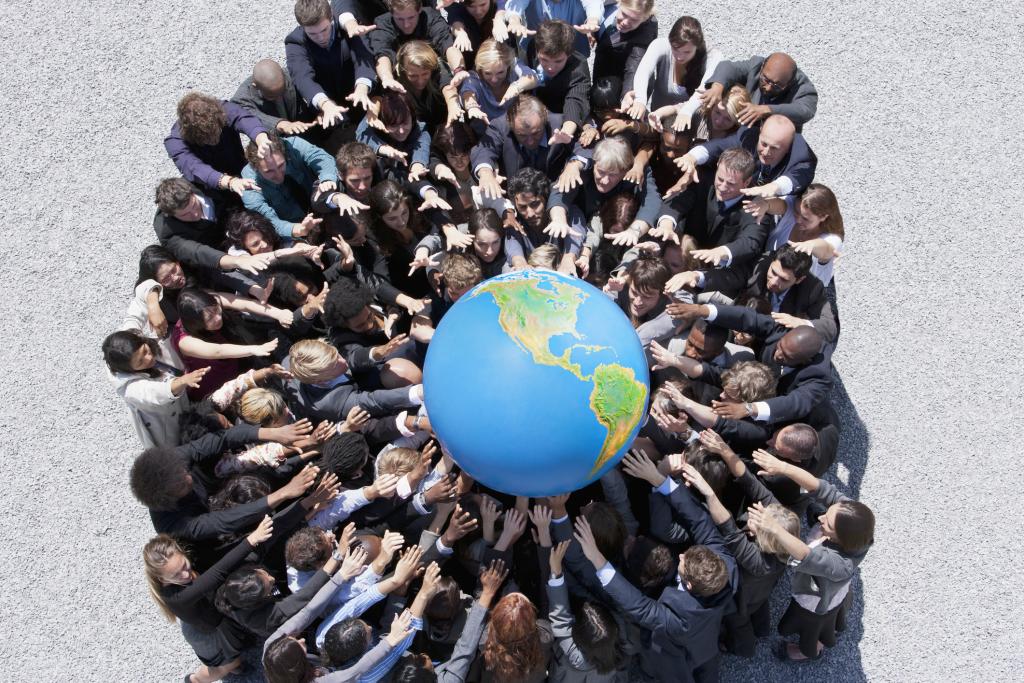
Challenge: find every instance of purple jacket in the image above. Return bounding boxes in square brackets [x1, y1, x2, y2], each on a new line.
[163, 101, 266, 191]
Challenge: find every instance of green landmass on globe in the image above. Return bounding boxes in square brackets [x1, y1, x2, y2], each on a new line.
[469, 276, 648, 475]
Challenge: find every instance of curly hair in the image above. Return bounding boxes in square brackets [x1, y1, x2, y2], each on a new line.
[154, 177, 196, 215]
[130, 447, 192, 510]
[482, 593, 545, 682]
[284, 526, 332, 572]
[224, 209, 280, 252]
[720, 360, 777, 402]
[176, 92, 227, 146]
[322, 276, 375, 326]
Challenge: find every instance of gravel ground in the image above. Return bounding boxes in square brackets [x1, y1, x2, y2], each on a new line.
[1, 1, 1021, 680]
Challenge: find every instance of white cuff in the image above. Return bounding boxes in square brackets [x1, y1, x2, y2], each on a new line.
[395, 411, 415, 437]
[338, 12, 356, 27]
[435, 538, 455, 556]
[473, 163, 494, 178]
[548, 574, 565, 587]
[753, 401, 770, 422]
[690, 146, 710, 164]
[396, 475, 414, 499]
[408, 385, 424, 405]
[354, 78, 372, 90]
[775, 176, 794, 196]
[552, 515, 569, 524]
[704, 304, 718, 321]
[655, 477, 678, 496]
[696, 271, 706, 288]
[719, 247, 733, 267]
[312, 93, 329, 110]
[595, 562, 617, 587]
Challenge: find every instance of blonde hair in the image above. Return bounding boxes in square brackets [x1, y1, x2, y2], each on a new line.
[143, 534, 184, 623]
[527, 244, 559, 269]
[592, 136, 634, 174]
[799, 183, 844, 239]
[754, 503, 800, 560]
[723, 85, 752, 120]
[721, 361, 777, 402]
[288, 339, 340, 383]
[618, 0, 655, 15]
[377, 447, 421, 477]
[474, 39, 514, 76]
[238, 388, 287, 426]
[397, 40, 439, 75]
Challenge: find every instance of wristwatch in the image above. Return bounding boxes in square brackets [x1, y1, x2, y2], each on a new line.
[331, 548, 345, 562]
[743, 402, 755, 417]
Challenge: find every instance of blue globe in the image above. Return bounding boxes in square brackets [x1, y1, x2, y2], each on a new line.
[423, 270, 650, 497]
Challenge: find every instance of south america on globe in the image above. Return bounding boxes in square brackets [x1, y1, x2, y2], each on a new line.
[423, 269, 650, 497]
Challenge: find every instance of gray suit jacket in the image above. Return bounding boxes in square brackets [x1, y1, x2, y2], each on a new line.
[230, 72, 311, 131]
[708, 55, 818, 130]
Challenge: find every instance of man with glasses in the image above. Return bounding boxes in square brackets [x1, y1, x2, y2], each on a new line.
[701, 52, 818, 131]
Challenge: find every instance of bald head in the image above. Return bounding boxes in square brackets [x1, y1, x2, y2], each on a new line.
[773, 423, 819, 462]
[253, 59, 286, 97]
[761, 53, 797, 97]
[756, 115, 796, 167]
[775, 325, 822, 366]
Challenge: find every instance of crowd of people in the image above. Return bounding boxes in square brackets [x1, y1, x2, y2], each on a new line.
[103, 0, 874, 680]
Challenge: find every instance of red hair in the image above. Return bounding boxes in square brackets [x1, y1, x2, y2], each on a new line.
[482, 593, 544, 682]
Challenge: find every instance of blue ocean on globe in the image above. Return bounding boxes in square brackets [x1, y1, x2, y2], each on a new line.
[423, 269, 650, 497]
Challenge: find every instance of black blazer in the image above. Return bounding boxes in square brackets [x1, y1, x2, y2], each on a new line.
[368, 8, 453, 63]
[283, 374, 420, 423]
[523, 42, 591, 126]
[153, 210, 226, 271]
[593, 16, 658, 88]
[284, 20, 375, 106]
[699, 125, 817, 196]
[230, 72, 313, 132]
[708, 55, 818, 130]
[469, 113, 578, 181]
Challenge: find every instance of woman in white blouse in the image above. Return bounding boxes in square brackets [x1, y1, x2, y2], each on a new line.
[622, 16, 723, 128]
[747, 183, 845, 286]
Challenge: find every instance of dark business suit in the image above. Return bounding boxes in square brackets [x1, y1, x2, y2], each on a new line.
[594, 16, 658, 88]
[704, 250, 839, 343]
[230, 72, 313, 132]
[153, 207, 226, 272]
[470, 113, 578, 182]
[708, 55, 818, 130]
[332, 0, 389, 26]
[699, 125, 818, 196]
[522, 42, 591, 126]
[710, 304, 834, 425]
[284, 20, 375, 106]
[283, 375, 420, 423]
[367, 8, 453, 63]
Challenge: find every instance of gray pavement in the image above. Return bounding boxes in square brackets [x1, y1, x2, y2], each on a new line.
[0, 0, 1021, 680]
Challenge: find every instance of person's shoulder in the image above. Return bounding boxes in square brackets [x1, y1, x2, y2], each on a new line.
[284, 25, 307, 45]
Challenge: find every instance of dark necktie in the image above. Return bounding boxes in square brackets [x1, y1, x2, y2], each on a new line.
[717, 200, 727, 215]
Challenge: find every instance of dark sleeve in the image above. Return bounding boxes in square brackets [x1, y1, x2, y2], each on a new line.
[707, 304, 779, 337]
[700, 264, 752, 297]
[734, 468, 779, 507]
[343, 386, 419, 416]
[285, 32, 323, 106]
[223, 100, 268, 141]
[802, 280, 838, 343]
[781, 137, 817, 195]
[154, 498, 272, 541]
[331, 0, 358, 19]
[271, 568, 332, 630]
[664, 484, 737, 586]
[769, 73, 818, 127]
[425, 8, 454, 53]
[649, 490, 691, 545]
[349, 34, 377, 84]
[716, 517, 776, 576]
[164, 126, 222, 190]
[696, 128, 744, 166]
[175, 423, 262, 466]
[255, 500, 312, 559]
[720, 213, 769, 265]
[603, 570, 686, 633]
[634, 167, 661, 226]
[707, 55, 760, 88]
[164, 538, 255, 608]
[231, 80, 281, 131]
[711, 415, 770, 452]
[367, 15, 399, 60]
[623, 21, 657, 90]
[469, 121, 504, 175]
[561, 56, 592, 127]
[763, 373, 830, 425]
[154, 215, 226, 270]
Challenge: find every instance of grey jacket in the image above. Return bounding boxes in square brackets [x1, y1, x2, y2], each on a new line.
[546, 580, 630, 683]
[708, 55, 819, 130]
[230, 71, 311, 131]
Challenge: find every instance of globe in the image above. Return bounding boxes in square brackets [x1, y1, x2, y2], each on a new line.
[423, 269, 650, 497]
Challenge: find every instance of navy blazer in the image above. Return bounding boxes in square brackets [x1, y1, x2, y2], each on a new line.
[283, 375, 419, 424]
[470, 113, 580, 181]
[284, 20, 375, 106]
[699, 125, 817, 196]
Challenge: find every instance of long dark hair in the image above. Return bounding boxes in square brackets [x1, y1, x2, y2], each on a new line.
[136, 245, 187, 288]
[368, 180, 428, 255]
[176, 288, 220, 337]
[102, 330, 161, 377]
[668, 16, 707, 95]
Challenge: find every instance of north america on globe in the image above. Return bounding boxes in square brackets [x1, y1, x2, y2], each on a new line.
[424, 270, 650, 497]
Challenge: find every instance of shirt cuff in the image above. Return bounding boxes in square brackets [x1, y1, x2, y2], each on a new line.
[719, 247, 733, 267]
[412, 492, 430, 515]
[704, 304, 718, 321]
[395, 411, 415, 437]
[548, 575, 565, 587]
[570, 155, 590, 169]
[696, 271, 706, 287]
[338, 12, 356, 27]
[312, 93, 329, 110]
[775, 176, 794, 196]
[552, 515, 569, 524]
[435, 538, 455, 556]
[473, 163, 494, 178]
[753, 401, 770, 422]
[595, 562, 617, 587]
[659, 216, 677, 230]
[655, 477, 678, 496]
[354, 78, 372, 90]
[409, 386, 424, 405]
[418, 184, 437, 199]
[690, 146, 710, 164]
[396, 475, 413, 499]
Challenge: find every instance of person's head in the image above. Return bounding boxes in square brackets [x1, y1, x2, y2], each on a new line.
[252, 59, 287, 100]
[625, 252, 670, 320]
[289, 339, 347, 383]
[335, 210, 371, 247]
[468, 208, 503, 264]
[323, 277, 377, 333]
[389, 0, 424, 35]
[731, 291, 771, 348]
[625, 535, 676, 594]
[684, 441, 730, 497]
[130, 447, 193, 510]
[425, 576, 462, 627]
[592, 137, 634, 194]
[507, 167, 551, 230]
[208, 474, 272, 511]
[155, 177, 201, 220]
[667, 17, 705, 75]
[323, 618, 373, 668]
[397, 40, 439, 92]
[773, 325, 823, 366]
[757, 115, 796, 167]
[590, 77, 624, 126]
[295, 0, 334, 46]
[103, 330, 159, 375]
[483, 593, 544, 681]
[474, 39, 516, 89]
[615, 0, 654, 33]
[753, 504, 800, 560]
[507, 95, 549, 150]
[573, 601, 626, 673]
[285, 526, 333, 572]
[215, 564, 277, 613]
[137, 245, 186, 290]
[176, 92, 227, 146]
[334, 142, 376, 200]
[706, 84, 750, 135]
[678, 545, 728, 597]
[768, 423, 819, 464]
[376, 447, 422, 478]
[820, 500, 875, 554]
[526, 244, 559, 269]
[143, 534, 192, 622]
[320, 432, 371, 483]
[433, 122, 477, 174]
[534, 20, 574, 78]
[237, 388, 289, 427]
[765, 244, 812, 294]
[598, 192, 639, 236]
[442, 252, 483, 300]
[177, 288, 222, 336]
[246, 132, 288, 184]
[719, 360, 777, 403]
[225, 209, 280, 254]
[374, 91, 416, 143]
[760, 52, 798, 98]
[369, 180, 412, 234]
[465, 0, 493, 22]
[659, 120, 693, 162]
[583, 501, 627, 563]
[795, 183, 844, 239]
[683, 319, 728, 361]
[714, 147, 756, 201]
[263, 634, 317, 683]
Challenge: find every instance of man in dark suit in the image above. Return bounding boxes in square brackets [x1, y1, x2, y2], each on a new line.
[669, 302, 834, 425]
[470, 95, 587, 200]
[593, 6, 657, 87]
[285, 0, 376, 144]
[704, 52, 818, 131]
[673, 115, 817, 199]
[523, 20, 592, 137]
[231, 59, 316, 136]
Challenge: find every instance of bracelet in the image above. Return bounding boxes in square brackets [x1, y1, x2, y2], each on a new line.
[331, 549, 345, 562]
